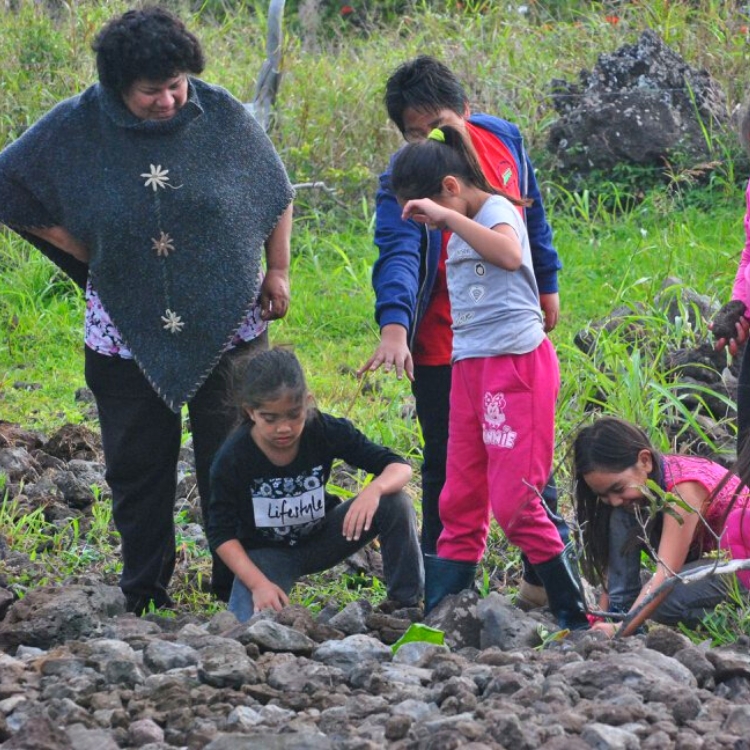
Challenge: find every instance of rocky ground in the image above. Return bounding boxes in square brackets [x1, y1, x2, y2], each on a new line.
[2, 293, 750, 750]
[1, 581, 750, 749]
[2, 420, 750, 749]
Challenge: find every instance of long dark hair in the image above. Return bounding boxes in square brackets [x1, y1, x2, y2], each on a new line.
[573, 417, 663, 586]
[390, 125, 531, 208]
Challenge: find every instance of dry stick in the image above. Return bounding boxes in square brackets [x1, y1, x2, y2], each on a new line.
[344, 369, 369, 419]
[613, 557, 750, 638]
[527, 471, 748, 633]
[604, 495, 727, 634]
[292, 181, 348, 210]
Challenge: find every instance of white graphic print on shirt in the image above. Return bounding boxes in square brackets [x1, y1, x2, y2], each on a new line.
[252, 466, 326, 544]
[482, 391, 517, 448]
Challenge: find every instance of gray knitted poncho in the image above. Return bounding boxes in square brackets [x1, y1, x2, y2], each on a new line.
[0, 79, 294, 411]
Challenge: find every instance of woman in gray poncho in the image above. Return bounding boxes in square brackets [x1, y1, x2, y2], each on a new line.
[0, 7, 295, 614]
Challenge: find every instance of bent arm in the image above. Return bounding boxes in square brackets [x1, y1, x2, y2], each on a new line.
[369, 460, 412, 495]
[342, 460, 413, 541]
[448, 217, 522, 270]
[260, 203, 293, 321]
[618, 482, 705, 637]
[27, 225, 89, 263]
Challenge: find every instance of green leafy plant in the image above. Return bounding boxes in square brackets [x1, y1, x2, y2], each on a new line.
[391, 622, 445, 654]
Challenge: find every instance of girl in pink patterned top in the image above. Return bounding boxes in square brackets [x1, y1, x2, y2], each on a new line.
[574, 417, 750, 637]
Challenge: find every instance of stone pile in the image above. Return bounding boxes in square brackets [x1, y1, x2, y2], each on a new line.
[547, 29, 732, 186]
[1, 583, 750, 749]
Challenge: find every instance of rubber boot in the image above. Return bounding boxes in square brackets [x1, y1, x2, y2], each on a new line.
[519, 474, 568, 600]
[424, 554, 478, 614]
[532, 545, 589, 631]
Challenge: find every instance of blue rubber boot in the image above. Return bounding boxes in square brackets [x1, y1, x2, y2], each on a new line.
[424, 554, 478, 614]
[532, 545, 589, 631]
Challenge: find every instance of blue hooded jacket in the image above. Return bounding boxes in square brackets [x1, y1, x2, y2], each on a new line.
[372, 113, 560, 348]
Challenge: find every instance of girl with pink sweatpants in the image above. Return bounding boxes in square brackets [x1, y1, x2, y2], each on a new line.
[390, 124, 587, 629]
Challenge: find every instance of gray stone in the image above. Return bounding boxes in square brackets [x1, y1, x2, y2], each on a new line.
[580, 722, 640, 750]
[128, 717, 165, 745]
[644, 625, 692, 657]
[224, 705, 263, 730]
[674, 646, 715, 688]
[266, 657, 344, 693]
[558, 649, 697, 698]
[52, 470, 97, 509]
[65, 723, 120, 750]
[243, 620, 316, 655]
[313, 634, 392, 671]
[547, 29, 729, 183]
[206, 609, 240, 634]
[392, 640, 448, 665]
[424, 589, 482, 650]
[204, 731, 333, 748]
[723, 704, 750, 734]
[0, 588, 15, 619]
[477, 592, 542, 650]
[707, 646, 750, 681]
[327, 601, 370, 635]
[143, 639, 200, 672]
[0, 584, 125, 651]
[196, 637, 260, 689]
[0, 448, 39, 483]
[1, 710, 73, 749]
[390, 698, 438, 721]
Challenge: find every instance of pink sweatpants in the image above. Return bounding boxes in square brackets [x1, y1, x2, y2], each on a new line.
[436, 337, 564, 565]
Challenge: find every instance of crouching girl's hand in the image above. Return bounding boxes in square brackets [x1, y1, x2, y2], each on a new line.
[252, 579, 290, 613]
[591, 621, 620, 638]
[342, 485, 382, 542]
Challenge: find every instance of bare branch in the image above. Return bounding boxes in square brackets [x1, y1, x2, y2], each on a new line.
[291, 181, 347, 209]
[614, 557, 750, 637]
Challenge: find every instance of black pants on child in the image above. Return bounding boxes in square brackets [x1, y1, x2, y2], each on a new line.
[84, 335, 266, 611]
[228, 490, 424, 622]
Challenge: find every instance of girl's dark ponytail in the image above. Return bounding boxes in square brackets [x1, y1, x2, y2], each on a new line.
[391, 125, 531, 207]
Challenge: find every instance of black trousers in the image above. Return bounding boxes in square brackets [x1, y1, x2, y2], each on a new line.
[737, 342, 750, 453]
[411, 363, 567, 584]
[84, 334, 267, 607]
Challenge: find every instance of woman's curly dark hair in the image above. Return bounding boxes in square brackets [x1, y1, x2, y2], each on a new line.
[92, 6, 205, 94]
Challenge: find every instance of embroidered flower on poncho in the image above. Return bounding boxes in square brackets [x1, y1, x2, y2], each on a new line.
[152, 231, 175, 257]
[141, 164, 180, 191]
[161, 309, 185, 334]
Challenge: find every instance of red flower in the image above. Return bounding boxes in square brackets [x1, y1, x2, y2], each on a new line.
[605, 15, 620, 24]
[340, 4, 354, 15]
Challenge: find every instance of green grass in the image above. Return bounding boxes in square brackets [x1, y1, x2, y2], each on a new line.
[2, 0, 750, 641]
